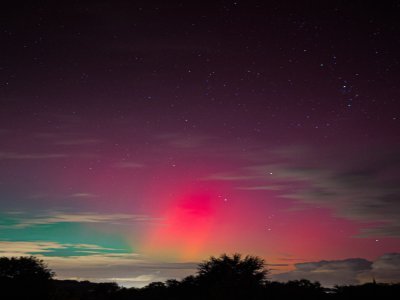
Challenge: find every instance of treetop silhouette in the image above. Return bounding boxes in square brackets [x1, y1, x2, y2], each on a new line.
[0, 256, 54, 281]
[197, 253, 268, 285]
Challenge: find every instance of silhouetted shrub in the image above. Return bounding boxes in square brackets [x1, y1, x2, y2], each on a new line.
[196, 253, 268, 299]
[0, 256, 54, 299]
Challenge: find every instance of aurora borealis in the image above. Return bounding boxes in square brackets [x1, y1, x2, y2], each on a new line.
[1, 1, 400, 287]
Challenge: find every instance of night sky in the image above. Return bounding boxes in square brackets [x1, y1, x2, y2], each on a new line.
[1, 1, 400, 287]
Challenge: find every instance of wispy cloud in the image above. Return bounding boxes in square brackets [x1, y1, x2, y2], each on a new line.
[157, 134, 215, 149]
[2, 211, 161, 229]
[54, 138, 102, 146]
[236, 185, 282, 190]
[366, 253, 400, 283]
[113, 161, 145, 169]
[270, 153, 400, 237]
[204, 172, 259, 181]
[0, 152, 67, 160]
[0, 240, 197, 287]
[0, 241, 122, 256]
[0, 241, 67, 256]
[205, 146, 400, 238]
[67, 193, 98, 198]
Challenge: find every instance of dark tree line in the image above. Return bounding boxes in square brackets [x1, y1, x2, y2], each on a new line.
[0, 254, 399, 300]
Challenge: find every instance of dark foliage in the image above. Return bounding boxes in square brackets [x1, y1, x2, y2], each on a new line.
[196, 253, 267, 299]
[0, 256, 54, 280]
[0, 255, 399, 300]
[52, 280, 120, 300]
[263, 279, 328, 300]
[0, 256, 54, 299]
[333, 282, 400, 300]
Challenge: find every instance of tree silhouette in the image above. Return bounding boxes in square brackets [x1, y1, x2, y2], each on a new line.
[0, 256, 54, 280]
[0, 256, 54, 299]
[196, 253, 268, 299]
[198, 253, 268, 284]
